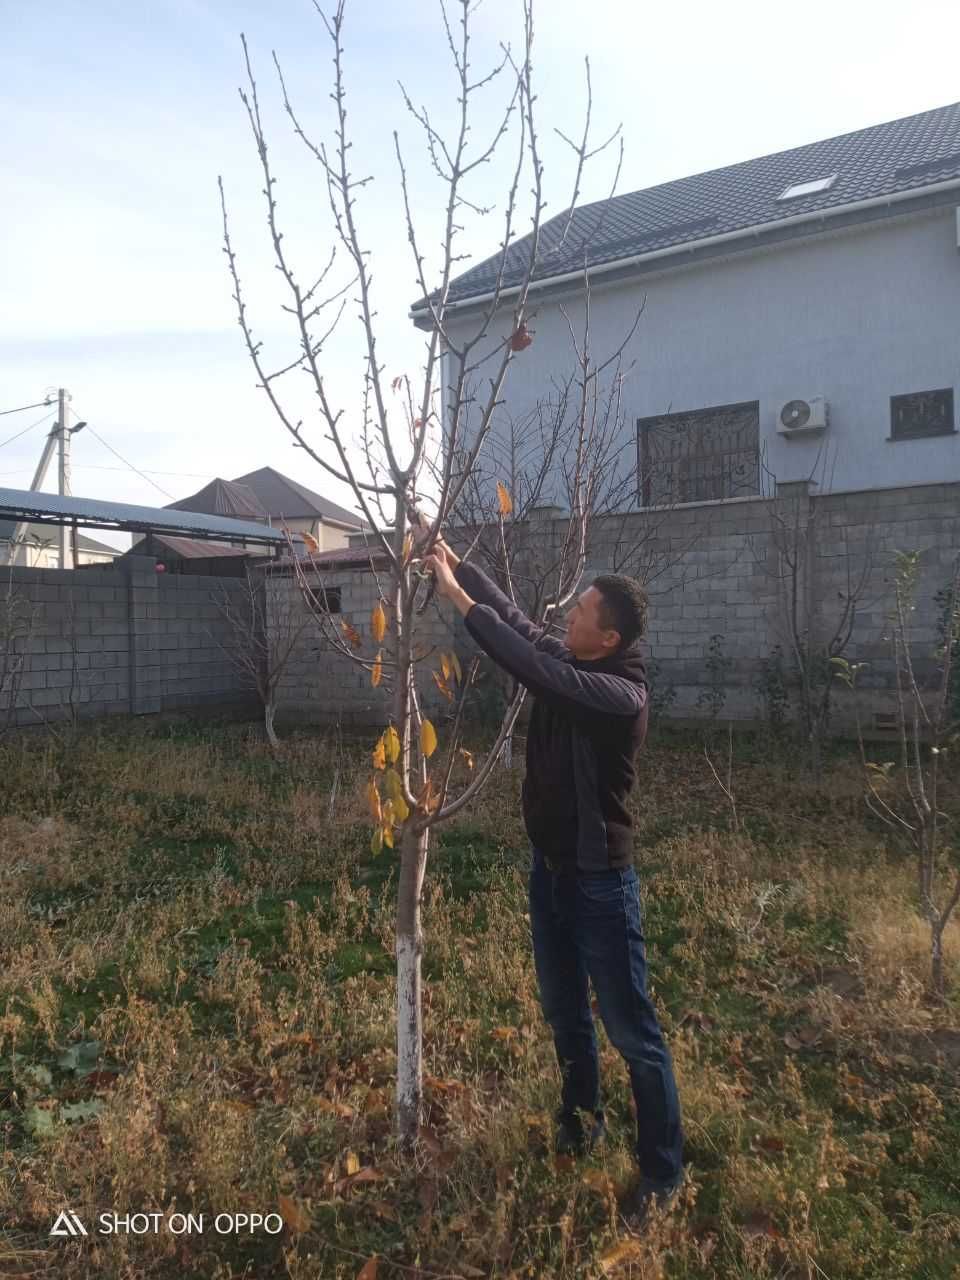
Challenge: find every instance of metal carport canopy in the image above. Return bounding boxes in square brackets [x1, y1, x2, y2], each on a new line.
[0, 486, 290, 548]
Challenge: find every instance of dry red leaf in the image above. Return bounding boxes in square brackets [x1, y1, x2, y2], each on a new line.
[341, 621, 362, 650]
[509, 322, 533, 351]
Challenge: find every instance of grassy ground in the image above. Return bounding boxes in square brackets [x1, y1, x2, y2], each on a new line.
[0, 716, 958, 1279]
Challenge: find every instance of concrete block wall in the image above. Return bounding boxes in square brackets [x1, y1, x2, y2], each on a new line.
[270, 482, 959, 732]
[0, 556, 256, 728]
[2, 482, 956, 735]
[274, 566, 460, 728]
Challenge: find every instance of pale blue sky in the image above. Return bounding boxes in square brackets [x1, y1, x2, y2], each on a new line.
[2, 0, 959, 547]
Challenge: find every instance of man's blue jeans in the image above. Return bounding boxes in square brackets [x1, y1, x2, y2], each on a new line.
[528, 846, 684, 1185]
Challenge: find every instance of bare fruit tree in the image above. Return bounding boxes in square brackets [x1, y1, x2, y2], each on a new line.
[836, 551, 960, 1000]
[751, 447, 878, 781]
[208, 559, 313, 756]
[221, 0, 639, 1144]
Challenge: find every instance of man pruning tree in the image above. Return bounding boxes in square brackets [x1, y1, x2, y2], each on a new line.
[422, 533, 685, 1230]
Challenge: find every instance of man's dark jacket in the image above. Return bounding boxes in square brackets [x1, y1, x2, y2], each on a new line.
[455, 561, 649, 873]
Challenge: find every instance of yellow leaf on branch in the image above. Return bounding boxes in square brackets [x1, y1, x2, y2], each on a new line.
[420, 719, 437, 758]
[450, 651, 462, 684]
[370, 826, 384, 855]
[440, 652, 451, 681]
[432, 670, 454, 703]
[384, 725, 401, 764]
[371, 651, 383, 687]
[416, 777, 439, 814]
[383, 825, 394, 850]
[371, 736, 386, 770]
[385, 769, 403, 804]
[366, 780, 381, 823]
[496, 481, 513, 517]
[371, 602, 387, 644]
[459, 748, 475, 771]
[394, 794, 410, 823]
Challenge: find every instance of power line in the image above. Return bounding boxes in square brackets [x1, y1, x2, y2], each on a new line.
[72, 463, 214, 480]
[0, 411, 56, 453]
[0, 398, 54, 418]
[82, 423, 176, 500]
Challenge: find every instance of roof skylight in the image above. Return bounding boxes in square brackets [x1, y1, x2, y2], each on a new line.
[777, 174, 839, 201]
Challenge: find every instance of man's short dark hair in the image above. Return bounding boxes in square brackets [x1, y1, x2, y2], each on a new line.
[592, 574, 648, 650]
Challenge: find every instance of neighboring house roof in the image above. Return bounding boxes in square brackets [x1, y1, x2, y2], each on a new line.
[412, 99, 960, 313]
[146, 534, 252, 560]
[271, 544, 387, 571]
[232, 466, 368, 529]
[166, 478, 267, 521]
[0, 520, 120, 556]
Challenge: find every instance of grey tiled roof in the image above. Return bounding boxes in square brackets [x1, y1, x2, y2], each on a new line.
[413, 99, 960, 310]
[232, 467, 369, 528]
[166, 477, 268, 521]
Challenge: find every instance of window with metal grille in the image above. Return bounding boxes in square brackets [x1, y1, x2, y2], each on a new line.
[890, 388, 955, 441]
[636, 400, 760, 508]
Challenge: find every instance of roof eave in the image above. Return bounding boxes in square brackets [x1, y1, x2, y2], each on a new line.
[409, 176, 960, 326]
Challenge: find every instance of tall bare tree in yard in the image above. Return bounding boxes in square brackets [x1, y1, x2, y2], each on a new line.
[836, 551, 960, 1000]
[209, 560, 313, 756]
[752, 449, 878, 781]
[222, 0, 639, 1143]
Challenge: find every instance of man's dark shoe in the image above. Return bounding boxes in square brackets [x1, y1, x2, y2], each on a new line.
[555, 1109, 606, 1157]
[618, 1174, 683, 1232]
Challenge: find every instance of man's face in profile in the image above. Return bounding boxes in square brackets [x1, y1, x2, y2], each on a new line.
[564, 585, 619, 660]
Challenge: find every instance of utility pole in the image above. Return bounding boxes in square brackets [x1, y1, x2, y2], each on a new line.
[5, 395, 59, 566]
[5, 388, 86, 568]
[57, 387, 72, 570]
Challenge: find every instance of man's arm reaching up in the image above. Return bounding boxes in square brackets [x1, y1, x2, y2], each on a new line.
[415, 525, 569, 658]
[423, 550, 644, 718]
[464, 603, 645, 717]
[453, 561, 571, 659]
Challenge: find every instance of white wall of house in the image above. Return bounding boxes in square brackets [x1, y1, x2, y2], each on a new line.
[441, 204, 960, 501]
[276, 515, 353, 551]
[0, 538, 117, 568]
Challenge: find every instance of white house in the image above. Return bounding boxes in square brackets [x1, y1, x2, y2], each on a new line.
[413, 99, 960, 506]
[0, 519, 121, 567]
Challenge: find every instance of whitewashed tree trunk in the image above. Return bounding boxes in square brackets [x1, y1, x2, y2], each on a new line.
[396, 824, 429, 1144]
[264, 697, 280, 756]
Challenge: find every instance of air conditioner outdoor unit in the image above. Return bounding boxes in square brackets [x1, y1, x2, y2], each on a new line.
[777, 396, 828, 436]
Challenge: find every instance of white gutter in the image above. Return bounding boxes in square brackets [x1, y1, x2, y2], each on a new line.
[409, 176, 960, 320]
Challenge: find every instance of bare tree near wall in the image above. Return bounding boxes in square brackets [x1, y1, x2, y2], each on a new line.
[208, 561, 314, 757]
[836, 551, 960, 1000]
[750, 445, 879, 782]
[0, 569, 36, 738]
[221, 0, 642, 1145]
